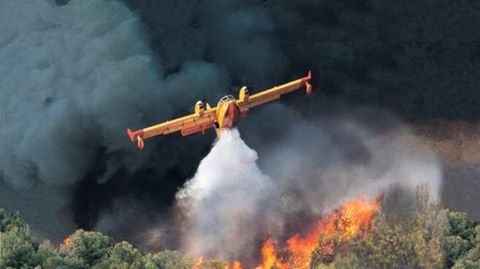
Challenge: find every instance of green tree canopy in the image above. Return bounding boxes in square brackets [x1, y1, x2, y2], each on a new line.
[61, 229, 114, 268]
[0, 209, 38, 269]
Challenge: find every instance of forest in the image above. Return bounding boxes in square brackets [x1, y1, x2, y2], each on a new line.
[1, 190, 478, 269]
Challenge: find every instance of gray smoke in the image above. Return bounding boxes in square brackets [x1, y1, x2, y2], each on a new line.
[1, 0, 477, 251]
[0, 0, 229, 237]
[176, 116, 441, 261]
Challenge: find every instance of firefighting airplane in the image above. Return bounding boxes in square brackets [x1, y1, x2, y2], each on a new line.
[127, 71, 312, 150]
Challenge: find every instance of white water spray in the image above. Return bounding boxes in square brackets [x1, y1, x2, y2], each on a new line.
[176, 129, 281, 260]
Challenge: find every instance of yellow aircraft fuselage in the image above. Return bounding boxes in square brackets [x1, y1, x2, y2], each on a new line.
[127, 71, 312, 150]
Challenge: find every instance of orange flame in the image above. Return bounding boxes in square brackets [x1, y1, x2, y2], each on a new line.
[192, 256, 203, 269]
[62, 236, 71, 246]
[232, 260, 242, 269]
[192, 196, 380, 269]
[255, 196, 380, 269]
[255, 238, 286, 269]
[224, 260, 243, 269]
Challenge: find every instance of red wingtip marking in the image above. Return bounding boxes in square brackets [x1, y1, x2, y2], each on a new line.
[307, 70, 312, 79]
[126, 128, 135, 142]
[127, 128, 144, 141]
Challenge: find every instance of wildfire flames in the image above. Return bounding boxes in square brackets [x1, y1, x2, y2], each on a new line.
[255, 197, 380, 269]
[62, 236, 71, 246]
[193, 196, 380, 269]
[192, 257, 203, 269]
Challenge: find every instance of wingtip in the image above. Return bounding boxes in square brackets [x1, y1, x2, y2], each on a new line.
[126, 128, 135, 142]
[307, 70, 312, 79]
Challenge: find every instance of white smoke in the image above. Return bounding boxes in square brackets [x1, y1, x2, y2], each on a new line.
[176, 115, 442, 261]
[260, 117, 443, 213]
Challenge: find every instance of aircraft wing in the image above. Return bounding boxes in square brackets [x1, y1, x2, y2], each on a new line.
[126, 107, 217, 150]
[236, 71, 312, 112]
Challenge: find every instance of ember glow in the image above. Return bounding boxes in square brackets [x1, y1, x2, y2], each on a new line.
[226, 260, 243, 269]
[255, 196, 380, 269]
[62, 236, 71, 246]
[192, 256, 203, 269]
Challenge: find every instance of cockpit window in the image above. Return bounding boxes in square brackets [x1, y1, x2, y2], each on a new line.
[218, 95, 235, 106]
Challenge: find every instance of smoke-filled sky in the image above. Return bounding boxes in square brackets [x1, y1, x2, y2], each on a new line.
[0, 0, 479, 250]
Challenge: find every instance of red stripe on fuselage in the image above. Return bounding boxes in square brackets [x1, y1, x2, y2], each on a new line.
[222, 102, 240, 128]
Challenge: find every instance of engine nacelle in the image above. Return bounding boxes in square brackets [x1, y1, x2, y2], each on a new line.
[238, 86, 249, 102]
[195, 100, 205, 116]
[305, 82, 312, 95]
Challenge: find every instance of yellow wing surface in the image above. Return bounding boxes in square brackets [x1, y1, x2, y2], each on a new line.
[127, 107, 217, 149]
[127, 71, 312, 150]
[236, 71, 312, 113]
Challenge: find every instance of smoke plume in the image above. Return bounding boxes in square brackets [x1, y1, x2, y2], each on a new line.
[1, 0, 479, 249]
[0, 0, 228, 238]
[176, 119, 441, 261]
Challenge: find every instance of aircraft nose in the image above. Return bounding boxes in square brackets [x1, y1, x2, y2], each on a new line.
[227, 102, 241, 126]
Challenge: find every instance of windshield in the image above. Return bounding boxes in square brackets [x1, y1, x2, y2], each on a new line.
[218, 95, 235, 106]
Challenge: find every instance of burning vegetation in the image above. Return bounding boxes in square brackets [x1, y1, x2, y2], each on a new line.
[254, 197, 380, 269]
[0, 192, 479, 268]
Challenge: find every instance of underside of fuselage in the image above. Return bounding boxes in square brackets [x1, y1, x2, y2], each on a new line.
[214, 101, 242, 136]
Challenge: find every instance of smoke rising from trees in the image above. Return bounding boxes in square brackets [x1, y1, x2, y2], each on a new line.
[175, 126, 440, 262]
[0, 0, 478, 249]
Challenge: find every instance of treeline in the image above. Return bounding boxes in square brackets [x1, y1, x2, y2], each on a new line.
[0, 204, 479, 269]
[0, 208, 227, 269]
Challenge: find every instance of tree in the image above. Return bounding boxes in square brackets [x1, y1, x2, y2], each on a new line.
[0, 208, 26, 233]
[60, 229, 114, 268]
[446, 211, 477, 242]
[444, 211, 478, 267]
[451, 225, 480, 269]
[316, 187, 445, 269]
[316, 253, 364, 269]
[93, 241, 143, 269]
[37, 240, 84, 269]
[0, 209, 39, 268]
[142, 250, 192, 269]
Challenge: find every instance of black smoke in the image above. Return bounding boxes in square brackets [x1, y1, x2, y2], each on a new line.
[0, 0, 479, 250]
